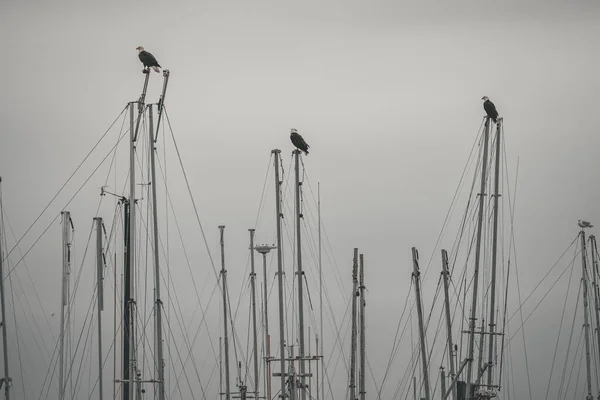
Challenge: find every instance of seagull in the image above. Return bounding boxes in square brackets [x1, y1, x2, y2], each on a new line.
[578, 218, 593, 228]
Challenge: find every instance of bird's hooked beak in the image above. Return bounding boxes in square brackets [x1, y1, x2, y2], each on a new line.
[481, 96, 489, 101]
[136, 46, 143, 52]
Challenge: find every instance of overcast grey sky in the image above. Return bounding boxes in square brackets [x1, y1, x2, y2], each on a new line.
[1, 0, 600, 399]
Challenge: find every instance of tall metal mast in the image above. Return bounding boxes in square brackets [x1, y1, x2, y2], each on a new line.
[293, 150, 307, 400]
[589, 235, 600, 384]
[441, 250, 457, 400]
[94, 218, 104, 400]
[255, 244, 276, 400]
[0, 178, 11, 399]
[272, 149, 287, 398]
[249, 229, 260, 399]
[59, 211, 73, 400]
[358, 254, 366, 400]
[219, 226, 231, 400]
[148, 104, 166, 400]
[411, 247, 430, 400]
[318, 183, 324, 400]
[465, 117, 491, 398]
[579, 230, 594, 400]
[486, 121, 502, 388]
[122, 199, 131, 400]
[349, 248, 358, 400]
[127, 101, 138, 400]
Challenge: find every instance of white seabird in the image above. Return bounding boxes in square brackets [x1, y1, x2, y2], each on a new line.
[578, 218, 593, 228]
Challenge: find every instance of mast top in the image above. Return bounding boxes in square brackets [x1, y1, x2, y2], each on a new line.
[255, 245, 276, 255]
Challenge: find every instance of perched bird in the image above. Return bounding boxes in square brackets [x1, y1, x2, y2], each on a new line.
[481, 96, 499, 123]
[136, 46, 161, 73]
[578, 218, 594, 228]
[290, 129, 310, 155]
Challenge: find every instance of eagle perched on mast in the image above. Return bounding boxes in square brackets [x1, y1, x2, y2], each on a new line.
[290, 129, 310, 155]
[481, 96, 499, 123]
[136, 46, 162, 73]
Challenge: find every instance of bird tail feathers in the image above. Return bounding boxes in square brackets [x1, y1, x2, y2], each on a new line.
[152, 66, 161, 73]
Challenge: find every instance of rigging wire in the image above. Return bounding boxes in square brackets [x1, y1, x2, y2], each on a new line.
[1, 106, 129, 271]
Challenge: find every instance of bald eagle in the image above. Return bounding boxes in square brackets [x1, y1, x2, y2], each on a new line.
[136, 46, 161, 73]
[290, 129, 310, 155]
[481, 96, 499, 123]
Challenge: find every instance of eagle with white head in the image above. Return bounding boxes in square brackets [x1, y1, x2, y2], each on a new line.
[136, 46, 161, 73]
[481, 96, 499, 123]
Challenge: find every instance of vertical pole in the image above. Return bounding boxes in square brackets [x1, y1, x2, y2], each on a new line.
[289, 346, 296, 400]
[272, 149, 286, 398]
[412, 247, 431, 400]
[219, 226, 231, 400]
[59, 211, 72, 400]
[95, 218, 104, 400]
[261, 251, 272, 400]
[128, 101, 137, 400]
[486, 121, 502, 387]
[359, 255, 366, 400]
[133, 73, 150, 142]
[413, 376, 417, 400]
[466, 117, 491, 398]
[318, 182, 324, 400]
[148, 105, 166, 400]
[589, 235, 600, 383]
[122, 201, 131, 400]
[349, 248, 358, 400]
[249, 230, 260, 399]
[441, 250, 457, 400]
[256, 245, 276, 399]
[476, 322, 485, 384]
[308, 328, 312, 399]
[315, 336, 319, 400]
[154, 70, 170, 142]
[579, 231, 594, 400]
[440, 368, 446, 400]
[220, 337, 223, 399]
[293, 150, 307, 400]
[0, 178, 11, 400]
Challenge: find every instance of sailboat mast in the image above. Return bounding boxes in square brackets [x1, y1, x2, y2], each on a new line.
[349, 248, 358, 400]
[255, 245, 275, 400]
[249, 229, 260, 399]
[589, 235, 600, 380]
[411, 247, 430, 400]
[122, 199, 131, 400]
[59, 211, 72, 400]
[465, 117, 491, 398]
[486, 121, 502, 388]
[359, 254, 366, 400]
[579, 230, 594, 400]
[148, 105, 166, 400]
[219, 226, 231, 400]
[127, 101, 137, 400]
[272, 149, 287, 398]
[0, 178, 11, 399]
[293, 150, 307, 400]
[94, 218, 104, 400]
[441, 249, 456, 400]
[318, 183, 324, 400]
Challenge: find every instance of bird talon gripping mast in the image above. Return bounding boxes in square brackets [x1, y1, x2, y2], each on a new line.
[117, 47, 170, 400]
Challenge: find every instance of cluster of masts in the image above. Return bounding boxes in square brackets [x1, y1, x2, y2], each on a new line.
[1, 46, 596, 400]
